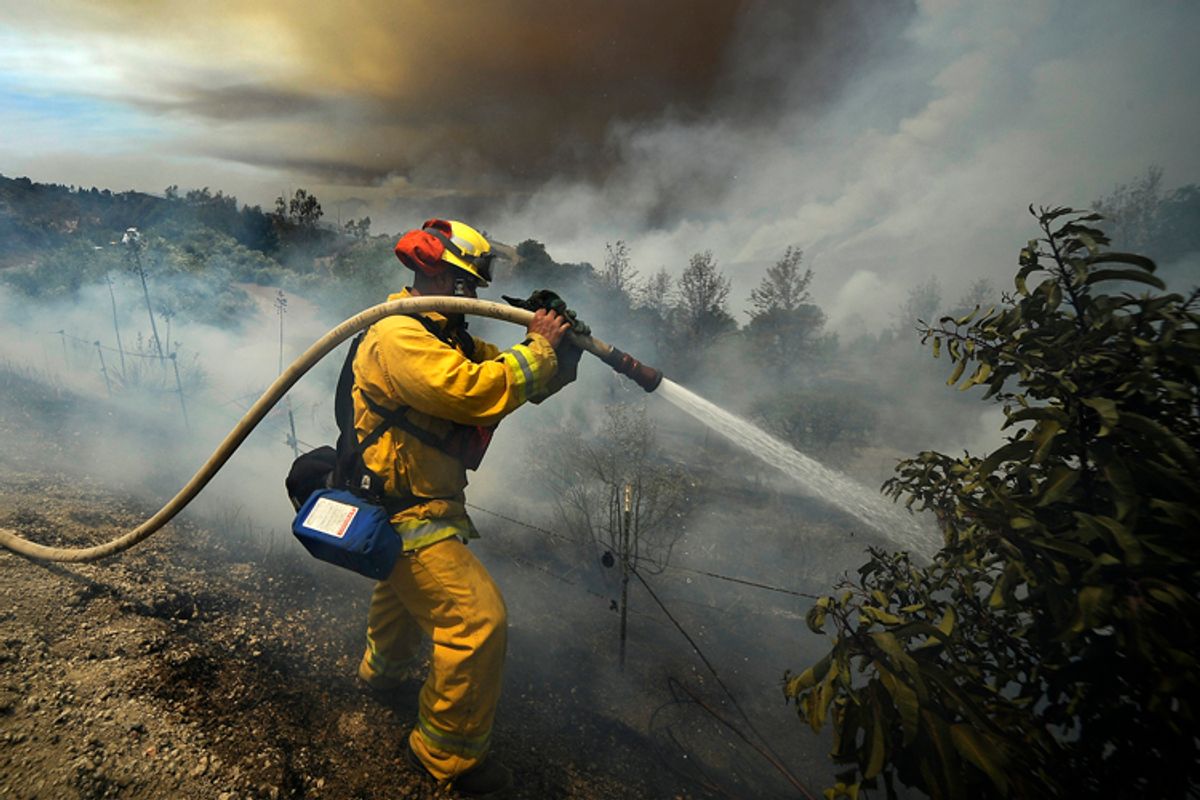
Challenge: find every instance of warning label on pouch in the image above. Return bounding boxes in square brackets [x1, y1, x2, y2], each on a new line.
[303, 497, 358, 539]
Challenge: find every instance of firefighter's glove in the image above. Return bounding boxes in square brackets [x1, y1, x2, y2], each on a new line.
[503, 289, 590, 337]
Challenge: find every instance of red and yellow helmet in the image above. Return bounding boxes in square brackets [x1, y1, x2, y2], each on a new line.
[394, 218, 494, 287]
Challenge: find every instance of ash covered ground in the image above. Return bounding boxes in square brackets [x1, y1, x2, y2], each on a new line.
[0, 364, 869, 799]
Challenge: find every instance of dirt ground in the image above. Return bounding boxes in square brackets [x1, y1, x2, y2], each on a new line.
[0, 468, 708, 800]
[0, 366, 717, 800]
[0, 364, 840, 800]
[0, 346, 868, 800]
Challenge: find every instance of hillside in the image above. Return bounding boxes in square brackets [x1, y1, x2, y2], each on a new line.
[0, 368, 712, 799]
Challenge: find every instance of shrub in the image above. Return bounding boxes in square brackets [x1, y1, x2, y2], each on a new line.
[786, 207, 1200, 798]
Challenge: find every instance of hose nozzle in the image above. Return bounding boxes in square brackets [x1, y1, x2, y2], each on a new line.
[601, 346, 664, 393]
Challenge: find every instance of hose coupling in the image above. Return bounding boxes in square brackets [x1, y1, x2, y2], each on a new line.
[602, 347, 664, 393]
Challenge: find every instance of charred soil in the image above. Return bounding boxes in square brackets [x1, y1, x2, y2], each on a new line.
[0, 368, 736, 799]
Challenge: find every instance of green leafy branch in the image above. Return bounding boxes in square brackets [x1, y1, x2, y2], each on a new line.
[787, 206, 1200, 799]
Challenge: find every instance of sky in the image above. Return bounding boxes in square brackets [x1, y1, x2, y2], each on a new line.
[1, 0, 1198, 331]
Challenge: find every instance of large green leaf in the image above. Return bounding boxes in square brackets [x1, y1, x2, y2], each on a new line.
[871, 631, 923, 689]
[1037, 466, 1081, 506]
[876, 665, 920, 744]
[862, 605, 904, 625]
[1007, 405, 1069, 424]
[922, 710, 965, 799]
[1081, 396, 1119, 435]
[1120, 413, 1200, 469]
[1085, 251, 1158, 272]
[936, 606, 956, 638]
[808, 596, 832, 633]
[808, 659, 842, 731]
[1101, 456, 1137, 521]
[950, 725, 1009, 795]
[786, 653, 831, 698]
[976, 440, 1035, 476]
[863, 704, 887, 780]
[1030, 419, 1062, 463]
[1085, 268, 1166, 290]
[946, 358, 967, 387]
[1071, 585, 1113, 633]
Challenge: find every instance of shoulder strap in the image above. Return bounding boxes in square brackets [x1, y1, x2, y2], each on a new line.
[333, 333, 370, 492]
[333, 323, 465, 511]
[407, 311, 476, 361]
[335, 333, 417, 486]
[334, 315, 463, 457]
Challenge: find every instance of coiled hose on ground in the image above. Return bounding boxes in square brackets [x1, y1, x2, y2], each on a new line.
[0, 296, 661, 563]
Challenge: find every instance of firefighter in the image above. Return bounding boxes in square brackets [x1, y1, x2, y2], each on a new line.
[352, 218, 577, 795]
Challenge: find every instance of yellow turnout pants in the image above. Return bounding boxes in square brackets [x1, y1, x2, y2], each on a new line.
[356, 537, 507, 781]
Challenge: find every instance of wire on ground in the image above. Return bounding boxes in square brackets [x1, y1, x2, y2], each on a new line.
[468, 501, 821, 601]
[630, 566, 816, 800]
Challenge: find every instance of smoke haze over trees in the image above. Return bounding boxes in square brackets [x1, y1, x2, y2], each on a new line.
[2, 2, 1199, 796]
[1, 151, 1199, 799]
[1, 2, 1196, 338]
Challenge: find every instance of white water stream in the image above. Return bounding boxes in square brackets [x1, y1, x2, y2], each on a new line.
[657, 378, 940, 556]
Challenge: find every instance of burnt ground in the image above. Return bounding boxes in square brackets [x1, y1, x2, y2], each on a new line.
[0, 365, 844, 799]
[0, 472, 691, 799]
[1, 490, 707, 800]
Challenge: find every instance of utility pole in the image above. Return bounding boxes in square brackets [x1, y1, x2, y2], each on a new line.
[104, 271, 126, 378]
[170, 352, 190, 431]
[276, 290, 300, 458]
[122, 228, 164, 362]
[619, 481, 633, 670]
[94, 341, 112, 397]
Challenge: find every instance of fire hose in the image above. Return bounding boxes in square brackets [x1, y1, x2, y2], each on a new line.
[0, 296, 662, 563]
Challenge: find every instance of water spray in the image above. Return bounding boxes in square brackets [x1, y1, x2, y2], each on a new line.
[0, 296, 663, 563]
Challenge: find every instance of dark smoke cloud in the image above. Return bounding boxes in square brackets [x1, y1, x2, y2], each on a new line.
[129, 84, 330, 121]
[0, 0, 912, 212]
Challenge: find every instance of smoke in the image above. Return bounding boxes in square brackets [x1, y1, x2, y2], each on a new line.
[5, 1, 1193, 324]
[0, 273, 346, 541]
[1, 2, 1197, 793]
[0, 261, 839, 795]
[488, 0, 1200, 333]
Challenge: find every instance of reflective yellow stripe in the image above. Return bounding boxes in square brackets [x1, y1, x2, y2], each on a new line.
[498, 353, 526, 405]
[392, 517, 468, 552]
[416, 711, 491, 758]
[510, 346, 535, 386]
[499, 342, 544, 407]
[364, 638, 414, 679]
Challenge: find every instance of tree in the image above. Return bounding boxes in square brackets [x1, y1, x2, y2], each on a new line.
[344, 216, 371, 240]
[946, 277, 997, 321]
[675, 250, 735, 345]
[273, 188, 323, 233]
[1092, 165, 1164, 254]
[288, 189, 323, 230]
[751, 379, 875, 462]
[539, 404, 691, 668]
[785, 207, 1200, 798]
[894, 275, 942, 335]
[510, 238, 592, 287]
[638, 267, 674, 319]
[749, 245, 812, 316]
[601, 240, 639, 299]
[1094, 166, 1200, 275]
[747, 246, 828, 372]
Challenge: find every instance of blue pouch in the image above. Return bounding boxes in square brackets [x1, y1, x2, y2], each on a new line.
[291, 489, 402, 579]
